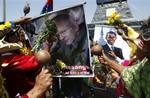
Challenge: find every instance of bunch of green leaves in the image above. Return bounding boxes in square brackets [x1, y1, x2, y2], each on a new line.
[32, 19, 57, 52]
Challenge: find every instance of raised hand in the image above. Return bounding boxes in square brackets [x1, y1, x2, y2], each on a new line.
[27, 67, 53, 98]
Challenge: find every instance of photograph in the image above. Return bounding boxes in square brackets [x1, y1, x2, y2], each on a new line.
[1, 0, 150, 98]
[23, 5, 93, 77]
[93, 25, 130, 61]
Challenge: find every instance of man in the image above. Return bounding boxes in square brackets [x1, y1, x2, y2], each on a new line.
[16, 67, 52, 98]
[51, 12, 89, 67]
[51, 12, 90, 98]
[102, 31, 124, 60]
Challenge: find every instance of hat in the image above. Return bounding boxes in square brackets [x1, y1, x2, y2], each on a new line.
[0, 37, 22, 53]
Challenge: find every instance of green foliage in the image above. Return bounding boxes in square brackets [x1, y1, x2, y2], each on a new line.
[32, 19, 57, 52]
[0, 73, 9, 98]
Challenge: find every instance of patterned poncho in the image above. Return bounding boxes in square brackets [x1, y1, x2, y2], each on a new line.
[121, 58, 150, 98]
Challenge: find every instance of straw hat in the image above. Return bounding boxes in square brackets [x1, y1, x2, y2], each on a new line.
[0, 37, 22, 53]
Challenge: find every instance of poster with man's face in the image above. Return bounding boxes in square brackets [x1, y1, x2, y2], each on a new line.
[93, 25, 130, 60]
[22, 4, 93, 77]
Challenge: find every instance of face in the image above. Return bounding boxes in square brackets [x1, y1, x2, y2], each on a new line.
[56, 21, 77, 45]
[106, 33, 116, 45]
[7, 33, 19, 43]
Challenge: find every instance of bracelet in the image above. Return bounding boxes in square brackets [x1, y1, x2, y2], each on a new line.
[21, 94, 29, 98]
[15, 93, 29, 98]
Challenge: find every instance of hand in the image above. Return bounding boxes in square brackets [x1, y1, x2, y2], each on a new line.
[108, 51, 117, 58]
[98, 50, 111, 65]
[91, 44, 103, 56]
[99, 50, 125, 74]
[133, 39, 144, 49]
[34, 67, 52, 92]
[43, 40, 53, 51]
[27, 67, 52, 98]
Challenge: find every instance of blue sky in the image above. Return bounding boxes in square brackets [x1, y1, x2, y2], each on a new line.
[0, 0, 150, 24]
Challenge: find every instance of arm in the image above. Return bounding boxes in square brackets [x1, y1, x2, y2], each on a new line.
[26, 68, 52, 98]
[98, 51, 125, 74]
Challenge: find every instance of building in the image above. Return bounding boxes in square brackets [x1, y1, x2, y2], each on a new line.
[88, 0, 142, 39]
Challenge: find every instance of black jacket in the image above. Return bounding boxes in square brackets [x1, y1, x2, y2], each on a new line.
[102, 44, 124, 59]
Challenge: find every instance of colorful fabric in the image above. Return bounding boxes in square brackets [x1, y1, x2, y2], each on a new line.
[121, 58, 150, 98]
[41, 0, 53, 14]
[116, 79, 131, 98]
[122, 60, 130, 67]
[115, 60, 131, 97]
[126, 26, 139, 57]
[1, 54, 41, 97]
[2, 54, 39, 71]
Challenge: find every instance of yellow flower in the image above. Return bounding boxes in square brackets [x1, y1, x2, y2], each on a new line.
[0, 25, 5, 31]
[110, 10, 117, 18]
[108, 18, 114, 24]
[107, 17, 114, 24]
[114, 14, 120, 20]
[107, 10, 121, 25]
[4, 21, 11, 28]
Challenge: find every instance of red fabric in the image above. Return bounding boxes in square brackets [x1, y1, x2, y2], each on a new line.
[116, 79, 132, 98]
[2, 54, 39, 71]
[47, 0, 53, 5]
[1, 54, 42, 98]
[21, 94, 29, 98]
[115, 60, 132, 98]
[121, 60, 130, 67]
[15, 94, 29, 98]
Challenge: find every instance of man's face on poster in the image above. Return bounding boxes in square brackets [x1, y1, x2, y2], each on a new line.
[56, 21, 77, 45]
[106, 33, 116, 45]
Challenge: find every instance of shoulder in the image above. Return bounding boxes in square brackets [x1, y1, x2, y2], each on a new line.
[102, 44, 108, 47]
[114, 47, 122, 51]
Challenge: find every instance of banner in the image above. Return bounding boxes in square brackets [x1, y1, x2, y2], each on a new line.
[22, 4, 93, 77]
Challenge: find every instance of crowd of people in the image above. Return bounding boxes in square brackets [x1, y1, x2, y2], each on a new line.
[0, 6, 90, 98]
[0, 4, 150, 98]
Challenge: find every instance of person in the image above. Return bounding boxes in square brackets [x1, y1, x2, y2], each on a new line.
[0, 17, 53, 98]
[97, 31, 124, 88]
[98, 17, 150, 98]
[51, 12, 90, 69]
[15, 67, 53, 98]
[102, 31, 124, 60]
[51, 12, 90, 98]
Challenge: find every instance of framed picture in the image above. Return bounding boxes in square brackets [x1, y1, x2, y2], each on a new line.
[22, 4, 93, 77]
[93, 25, 130, 60]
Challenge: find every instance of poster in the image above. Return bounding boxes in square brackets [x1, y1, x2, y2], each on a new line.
[22, 4, 93, 77]
[93, 25, 130, 60]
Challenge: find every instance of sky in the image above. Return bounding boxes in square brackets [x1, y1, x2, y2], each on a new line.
[0, 0, 150, 24]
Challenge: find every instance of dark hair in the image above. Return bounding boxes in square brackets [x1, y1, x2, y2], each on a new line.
[106, 31, 117, 37]
[0, 27, 19, 40]
[52, 13, 78, 32]
[53, 13, 70, 22]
